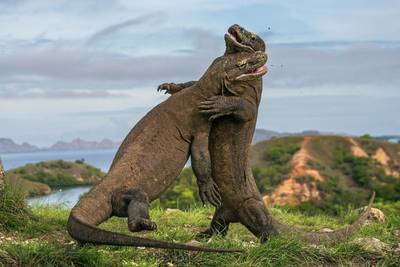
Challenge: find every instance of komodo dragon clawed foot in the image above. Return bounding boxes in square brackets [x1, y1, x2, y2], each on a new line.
[195, 206, 236, 240]
[157, 83, 183, 95]
[111, 187, 157, 232]
[237, 198, 278, 242]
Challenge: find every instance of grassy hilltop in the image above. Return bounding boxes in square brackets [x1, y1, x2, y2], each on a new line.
[1, 135, 400, 266]
[251, 135, 400, 214]
[5, 160, 104, 197]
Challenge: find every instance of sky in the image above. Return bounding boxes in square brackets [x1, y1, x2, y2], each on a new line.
[0, 0, 399, 146]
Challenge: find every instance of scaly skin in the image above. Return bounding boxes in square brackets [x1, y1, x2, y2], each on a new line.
[67, 50, 267, 252]
[161, 25, 375, 244]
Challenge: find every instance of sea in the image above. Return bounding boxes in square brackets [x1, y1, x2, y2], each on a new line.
[1, 149, 117, 208]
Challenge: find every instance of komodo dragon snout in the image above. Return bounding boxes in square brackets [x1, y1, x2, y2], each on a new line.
[225, 24, 265, 53]
[226, 51, 267, 82]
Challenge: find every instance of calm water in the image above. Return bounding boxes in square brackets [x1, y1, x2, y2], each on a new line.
[1, 149, 118, 172]
[28, 186, 91, 208]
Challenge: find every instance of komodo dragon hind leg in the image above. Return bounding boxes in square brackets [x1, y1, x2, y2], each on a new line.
[237, 198, 278, 242]
[196, 206, 237, 239]
[111, 187, 157, 232]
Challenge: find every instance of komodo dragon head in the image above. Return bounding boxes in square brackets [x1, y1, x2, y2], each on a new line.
[196, 50, 267, 97]
[225, 24, 265, 54]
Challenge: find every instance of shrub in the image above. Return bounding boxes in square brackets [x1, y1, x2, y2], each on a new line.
[263, 144, 300, 164]
[253, 165, 290, 194]
[159, 168, 200, 209]
[0, 181, 31, 230]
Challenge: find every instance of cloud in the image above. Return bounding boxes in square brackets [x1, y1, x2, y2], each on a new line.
[0, 88, 130, 99]
[0, 50, 212, 84]
[86, 13, 165, 44]
[266, 42, 400, 90]
[0, 39, 399, 98]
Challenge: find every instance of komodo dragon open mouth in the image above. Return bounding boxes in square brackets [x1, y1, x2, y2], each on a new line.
[226, 25, 255, 52]
[235, 51, 268, 81]
[237, 65, 268, 81]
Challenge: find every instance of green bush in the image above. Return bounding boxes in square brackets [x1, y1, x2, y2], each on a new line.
[263, 144, 300, 164]
[0, 181, 31, 230]
[295, 175, 315, 184]
[159, 168, 201, 209]
[23, 172, 76, 187]
[253, 165, 290, 194]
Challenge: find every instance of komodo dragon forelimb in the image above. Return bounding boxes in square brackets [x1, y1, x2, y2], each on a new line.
[191, 131, 221, 207]
[157, 81, 196, 95]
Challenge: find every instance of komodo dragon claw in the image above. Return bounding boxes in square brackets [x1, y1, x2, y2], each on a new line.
[199, 96, 235, 121]
[157, 83, 183, 95]
[198, 179, 221, 207]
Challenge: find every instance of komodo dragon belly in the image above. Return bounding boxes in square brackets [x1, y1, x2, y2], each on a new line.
[209, 116, 260, 208]
[103, 107, 192, 200]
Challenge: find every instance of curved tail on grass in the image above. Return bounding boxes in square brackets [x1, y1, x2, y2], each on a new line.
[271, 192, 375, 244]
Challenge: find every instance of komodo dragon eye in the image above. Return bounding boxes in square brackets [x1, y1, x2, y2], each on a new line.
[236, 59, 247, 69]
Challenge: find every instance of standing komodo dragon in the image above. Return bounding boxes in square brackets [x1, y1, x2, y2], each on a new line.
[67, 50, 268, 252]
[160, 26, 375, 244]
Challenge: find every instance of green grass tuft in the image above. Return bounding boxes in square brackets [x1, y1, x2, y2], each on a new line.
[0, 181, 31, 230]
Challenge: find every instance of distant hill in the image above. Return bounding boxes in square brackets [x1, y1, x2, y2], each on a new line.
[0, 138, 39, 153]
[0, 138, 120, 153]
[252, 129, 283, 144]
[252, 129, 341, 144]
[5, 160, 105, 197]
[250, 135, 400, 213]
[49, 138, 120, 151]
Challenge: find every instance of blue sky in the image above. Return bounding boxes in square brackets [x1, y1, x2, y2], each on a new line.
[0, 0, 399, 146]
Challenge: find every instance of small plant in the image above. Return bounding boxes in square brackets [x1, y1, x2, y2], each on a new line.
[263, 144, 300, 164]
[359, 134, 373, 140]
[75, 158, 85, 164]
[295, 175, 315, 184]
[0, 181, 31, 230]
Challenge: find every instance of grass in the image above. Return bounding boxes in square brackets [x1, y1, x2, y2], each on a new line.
[0, 182, 31, 230]
[1, 203, 399, 266]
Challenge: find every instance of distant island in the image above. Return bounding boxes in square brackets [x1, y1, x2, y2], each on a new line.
[5, 160, 104, 196]
[0, 138, 120, 154]
[1, 130, 399, 154]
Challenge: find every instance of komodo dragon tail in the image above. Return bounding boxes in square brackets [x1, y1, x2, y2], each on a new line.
[67, 193, 242, 252]
[271, 192, 375, 244]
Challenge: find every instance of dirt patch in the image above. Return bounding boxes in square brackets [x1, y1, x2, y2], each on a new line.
[348, 138, 368, 158]
[263, 136, 323, 206]
[373, 148, 390, 166]
[373, 148, 399, 178]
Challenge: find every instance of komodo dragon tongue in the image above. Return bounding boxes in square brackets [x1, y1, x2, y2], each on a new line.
[271, 192, 375, 244]
[67, 215, 242, 252]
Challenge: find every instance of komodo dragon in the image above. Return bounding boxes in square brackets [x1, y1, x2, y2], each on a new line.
[67, 50, 268, 252]
[159, 26, 375, 244]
